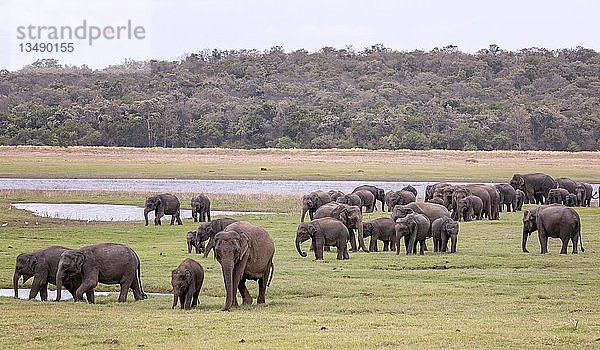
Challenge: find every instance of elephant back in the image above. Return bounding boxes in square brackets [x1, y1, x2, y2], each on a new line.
[222, 221, 275, 267]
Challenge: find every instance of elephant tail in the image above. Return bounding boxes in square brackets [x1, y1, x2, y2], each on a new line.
[577, 219, 585, 253]
[134, 251, 148, 299]
[267, 260, 274, 287]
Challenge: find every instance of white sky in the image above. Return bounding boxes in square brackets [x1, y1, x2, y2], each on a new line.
[1, 0, 599, 70]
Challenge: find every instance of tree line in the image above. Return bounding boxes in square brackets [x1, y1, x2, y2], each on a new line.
[0, 44, 599, 151]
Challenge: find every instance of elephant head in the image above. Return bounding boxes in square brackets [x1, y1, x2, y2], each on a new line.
[295, 222, 317, 257]
[362, 222, 374, 238]
[457, 197, 473, 221]
[144, 195, 162, 226]
[301, 194, 319, 222]
[13, 253, 37, 298]
[441, 219, 460, 253]
[574, 185, 586, 206]
[171, 269, 193, 309]
[391, 205, 414, 222]
[441, 186, 456, 209]
[510, 174, 525, 191]
[521, 208, 539, 253]
[55, 251, 85, 301]
[394, 217, 416, 255]
[213, 230, 252, 310]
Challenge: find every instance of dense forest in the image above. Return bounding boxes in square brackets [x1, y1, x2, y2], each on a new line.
[0, 44, 599, 151]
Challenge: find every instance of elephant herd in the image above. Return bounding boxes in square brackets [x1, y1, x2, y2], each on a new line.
[13, 173, 596, 311]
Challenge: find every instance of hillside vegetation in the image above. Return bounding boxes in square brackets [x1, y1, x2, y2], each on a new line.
[1, 45, 599, 150]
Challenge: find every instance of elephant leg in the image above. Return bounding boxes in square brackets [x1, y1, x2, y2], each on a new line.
[118, 282, 131, 302]
[538, 231, 549, 254]
[38, 282, 49, 301]
[179, 294, 185, 309]
[184, 287, 194, 309]
[369, 234, 377, 252]
[571, 234, 579, 254]
[28, 276, 45, 300]
[85, 290, 95, 304]
[192, 290, 200, 307]
[419, 241, 426, 255]
[348, 230, 358, 252]
[315, 238, 324, 260]
[192, 211, 198, 222]
[238, 278, 252, 305]
[129, 275, 144, 301]
[560, 237, 569, 254]
[257, 277, 267, 304]
[77, 278, 98, 302]
[176, 211, 182, 225]
[382, 241, 389, 251]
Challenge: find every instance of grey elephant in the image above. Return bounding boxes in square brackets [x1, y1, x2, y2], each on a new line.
[494, 183, 518, 212]
[144, 193, 182, 226]
[401, 185, 418, 197]
[449, 186, 470, 219]
[574, 182, 593, 207]
[296, 217, 350, 260]
[514, 189, 526, 211]
[336, 193, 362, 207]
[547, 188, 569, 204]
[354, 189, 376, 213]
[565, 193, 578, 207]
[327, 190, 345, 201]
[352, 185, 385, 211]
[301, 190, 332, 222]
[196, 218, 238, 258]
[314, 202, 367, 252]
[362, 218, 396, 252]
[13, 246, 89, 301]
[425, 182, 451, 202]
[555, 177, 578, 194]
[467, 184, 500, 220]
[431, 217, 459, 253]
[394, 213, 431, 255]
[191, 194, 211, 222]
[385, 190, 416, 212]
[426, 197, 445, 206]
[213, 221, 275, 311]
[457, 195, 483, 221]
[56, 243, 147, 303]
[391, 202, 450, 223]
[186, 231, 204, 254]
[171, 258, 204, 310]
[522, 205, 584, 254]
[510, 173, 556, 204]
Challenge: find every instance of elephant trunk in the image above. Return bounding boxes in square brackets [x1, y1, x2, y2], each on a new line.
[300, 205, 309, 222]
[221, 261, 234, 311]
[296, 236, 307, 257]
[522, 228, 530, 253]
[55, 268, 64, 301]
[144, 208, 150, 226]
[450, 234, 458, 253]
[13, 270, 20, 299]
[172, 288, 179, 309]
[357, 218, 368, 252]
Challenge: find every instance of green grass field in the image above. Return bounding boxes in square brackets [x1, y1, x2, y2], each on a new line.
[0, 147, 599, 349]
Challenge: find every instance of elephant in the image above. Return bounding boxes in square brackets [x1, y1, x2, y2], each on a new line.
[195, 218, 238, 258]
[144, 193, 182, 226]
[301, 190, 331, 222]
[213, 221, 275, 311]
[522, 205, 584, 254]
[431, 217, 460, 253]
[336, 193, 362, 207]
[510, 173, 556, 204]
[56, 243, 147, 303]
[555, 177, 578, 194]
[514, 189, 525, 211]
[296, 217, 350, 260]
[547, 188, 569, 204]
[401, 185, 418, 197]
[352, 185, 385, 211]
[354, 189, 376, 213]
[314, 202, 367, 252]
[425, 182, 451, 202]
[426, 197, 445, 206]
[171, 258, 204, 310]
[191, 194, 211, 223]
[186, 231, 204, 254]
[457, 195, 483, 221]
[394, 213, 431, 255]
[565, 193, 578, 207]
[327, 190, 345, 202]
[385, 190, 416, 212]
[574, 182, 593, 207]
[466, 184, 500, 220]
[362, 218, 396, 252]
[13, 246, 89, 301]
[449, 186, 470, 220]
[391, 202, 450, 224]
[494, 183, 518, 212]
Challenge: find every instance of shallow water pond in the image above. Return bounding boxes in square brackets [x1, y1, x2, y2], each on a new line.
[2, 289, 170, 300]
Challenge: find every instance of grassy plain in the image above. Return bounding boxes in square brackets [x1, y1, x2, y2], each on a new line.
[0, 147, 599, 349]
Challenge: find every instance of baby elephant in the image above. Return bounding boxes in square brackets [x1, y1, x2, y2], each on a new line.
[362, 218, 396, 252]
[394, 213, 431, 255]
[431, 217, 460, 253]
[186, 231, 204, 254]
[171, 258, 204, 310]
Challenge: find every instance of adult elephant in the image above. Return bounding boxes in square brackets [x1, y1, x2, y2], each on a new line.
[494, 183, 518, 212]
[362, 218, 396, 252]
[144, 193, 182, 226]
[314, 202, 367, 252]
[425, 182, 451, 202]
[301, 190, 331, 222]
[510, 173, 556, 204]
[353, 189, 376, 213]
[336, 193, 362, 207]
[394, 213, 431, 255]
[213, 221, 275, 311]
[55, 243, 147, 303]
[547, 188, 569, 204]
[522, 205, 584, 254]
[191, 194, 211, 223]
[352, 185, 385, 211]
[574, 182, 593, 207]
[431, 217, 460, 253]
[195, 218, 238, 258]
[13, 246, 89, 301]
[385, 190, 416, 212]
[391, 202, 450, 223]
[555, 177, 578, 194]
[296, 217, 350, 260]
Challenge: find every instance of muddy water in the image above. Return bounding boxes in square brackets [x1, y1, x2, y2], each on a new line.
[11, 203, 280, 222]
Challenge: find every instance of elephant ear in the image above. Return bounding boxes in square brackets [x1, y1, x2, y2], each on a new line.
[27, 255, 38, 271]
[71, 251, 86, 272]
[307, 224, 318, 237]
[184, 270, 192, 282]
[338, 208, 349, 223]
[236, 232, 252, 263]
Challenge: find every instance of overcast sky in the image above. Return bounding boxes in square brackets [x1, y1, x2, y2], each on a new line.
[2, 0, 599, 70]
